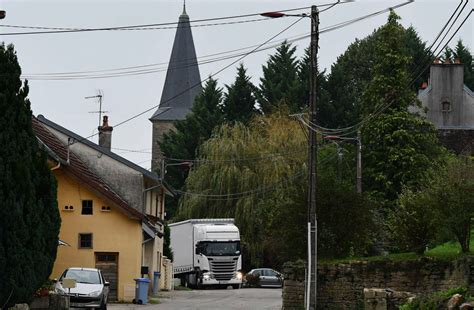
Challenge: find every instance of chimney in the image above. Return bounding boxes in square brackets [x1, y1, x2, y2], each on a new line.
[444, 57, 451, 65]
[420, 82, 428, 89]
[98, 115, 113, 150]
[433, 58, 441, 64]
[454, 57, 461, 64]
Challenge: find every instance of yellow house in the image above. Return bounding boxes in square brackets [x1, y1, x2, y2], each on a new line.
[33, 115, 172, 301]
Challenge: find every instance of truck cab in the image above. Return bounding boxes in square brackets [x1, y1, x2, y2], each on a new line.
[170, 219, 243, 288]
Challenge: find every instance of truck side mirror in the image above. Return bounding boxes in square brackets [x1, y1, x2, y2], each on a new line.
[195, 248, 200, 255]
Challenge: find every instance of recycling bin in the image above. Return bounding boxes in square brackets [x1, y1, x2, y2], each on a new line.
[133, 278, 151, 305]
[153, 271, 161, 296]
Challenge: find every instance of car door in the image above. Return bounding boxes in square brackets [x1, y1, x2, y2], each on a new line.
[265, 269, 281, 287]
[259, 269, 271, 287]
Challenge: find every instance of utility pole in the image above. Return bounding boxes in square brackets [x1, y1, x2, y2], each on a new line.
[308, 5, 319, 310]
[356, 130, 362, 194]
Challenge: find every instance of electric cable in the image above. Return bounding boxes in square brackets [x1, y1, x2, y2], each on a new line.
[0, 2, 352, 36]
[20, 0, 403, 80]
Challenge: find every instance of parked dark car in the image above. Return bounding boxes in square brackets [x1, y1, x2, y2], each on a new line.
[244, 268, 283, 288]
[54, 267, 109, 309]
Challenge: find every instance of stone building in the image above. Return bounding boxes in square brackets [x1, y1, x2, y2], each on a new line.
[149, 4, 202, 171]
[417, 58, 474, 154]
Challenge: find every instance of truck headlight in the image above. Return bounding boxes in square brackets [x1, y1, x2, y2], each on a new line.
[236, 272, 243, 280]
[203, 272, 212, 280]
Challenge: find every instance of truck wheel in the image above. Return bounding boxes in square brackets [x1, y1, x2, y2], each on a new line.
[232, 284, 241, 289]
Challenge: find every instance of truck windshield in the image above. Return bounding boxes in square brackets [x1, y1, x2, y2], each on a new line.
[197, 241, 240, 256]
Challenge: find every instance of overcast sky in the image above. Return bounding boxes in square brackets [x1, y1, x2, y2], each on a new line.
[1, 0, 472, 170]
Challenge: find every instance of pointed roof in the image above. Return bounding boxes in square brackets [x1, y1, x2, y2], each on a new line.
[150, 7, 202, 121]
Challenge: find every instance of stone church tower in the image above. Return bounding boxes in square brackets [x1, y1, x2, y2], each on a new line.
[150, 4, 202, 171]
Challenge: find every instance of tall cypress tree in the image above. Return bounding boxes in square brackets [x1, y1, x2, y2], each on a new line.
[0, 43, 60, 306]
[454, 40, 473, 90]
[257, 41, 301, 113]
[222, 64, 258, 124]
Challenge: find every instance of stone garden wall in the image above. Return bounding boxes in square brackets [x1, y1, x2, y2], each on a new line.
[317, 257, 474, 309]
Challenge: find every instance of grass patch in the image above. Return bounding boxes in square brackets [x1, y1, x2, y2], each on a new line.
[149, 297, 160, 304]
[321, 232, 474, 264]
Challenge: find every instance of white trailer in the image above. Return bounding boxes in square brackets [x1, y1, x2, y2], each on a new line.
[169, 219, 243, 288]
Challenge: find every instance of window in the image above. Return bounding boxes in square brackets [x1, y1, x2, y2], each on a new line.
[82, 200, 93, 215]
[79, 233, 93, 249]
[441, 100, 451, 112]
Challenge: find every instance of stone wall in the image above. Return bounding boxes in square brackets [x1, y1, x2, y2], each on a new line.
[317, 257, 474, 309]
[282, 260, 306, 310]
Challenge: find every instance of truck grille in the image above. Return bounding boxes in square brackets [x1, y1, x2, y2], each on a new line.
[209, 260, 236, 281]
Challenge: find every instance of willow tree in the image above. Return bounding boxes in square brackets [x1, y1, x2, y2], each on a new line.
[176, 110, 376, 267]
[177, 110, 307, 268]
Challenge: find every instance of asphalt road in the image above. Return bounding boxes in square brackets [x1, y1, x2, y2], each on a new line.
[109, 287, 282, 310]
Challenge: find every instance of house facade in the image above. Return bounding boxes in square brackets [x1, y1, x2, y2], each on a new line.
[417, 59, 474, 154]
[33, 115, 172, 301]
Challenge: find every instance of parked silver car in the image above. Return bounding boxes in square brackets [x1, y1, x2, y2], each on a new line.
[245, 268, 283, 288]
[54, 267, 109, 309]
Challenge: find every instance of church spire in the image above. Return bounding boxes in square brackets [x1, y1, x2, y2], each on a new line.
[150, 5, 201, 122]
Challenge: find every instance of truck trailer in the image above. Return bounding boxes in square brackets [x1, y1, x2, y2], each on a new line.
[169, 219, 243, 288]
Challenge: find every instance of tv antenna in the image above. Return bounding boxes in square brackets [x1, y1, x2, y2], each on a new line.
[85, 89, 108, 128]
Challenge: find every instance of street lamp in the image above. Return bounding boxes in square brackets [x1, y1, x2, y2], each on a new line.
[261, 6, 319, 310]
[323, 131, 362, 193]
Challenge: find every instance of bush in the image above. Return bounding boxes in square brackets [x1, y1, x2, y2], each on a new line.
[244, 273, 260, 287]
[400, 286, 469, 310]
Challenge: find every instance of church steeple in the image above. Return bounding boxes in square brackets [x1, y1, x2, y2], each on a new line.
[150, 5, 201, 122]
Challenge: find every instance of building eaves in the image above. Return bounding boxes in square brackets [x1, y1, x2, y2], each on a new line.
[32, 117, 144, 220]
[36, 115, 161, 182]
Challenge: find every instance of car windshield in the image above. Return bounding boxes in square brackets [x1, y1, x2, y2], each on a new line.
[197, 241, 240, 256]
[61, 269, 101, 284]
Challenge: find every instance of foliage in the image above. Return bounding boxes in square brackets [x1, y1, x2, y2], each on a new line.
[388, 188, 438, 254]
[325, 25, 430, 128]
[297, 47, 331, 126]
[159, 78, 224, 217]
[0, 43, 60, 306]
[400, 286, 469, 310]
[443, 40, 474, 90]
[176, 110, 376, 268]
[430, 157, 474, 253]
[257, 41, 302, 113]
[222, 64, 259, 124]
[244, 273, 260, 288]
[361, 11, 445, 203]
[163, 222, 173, 261]
[177, 110, 307, 268]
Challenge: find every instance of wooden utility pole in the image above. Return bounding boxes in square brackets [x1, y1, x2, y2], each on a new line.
[308, 5, 319, 310]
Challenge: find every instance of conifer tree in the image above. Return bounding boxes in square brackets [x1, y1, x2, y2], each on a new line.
[0, 43, 60, 306]
[361, 11, 445, 203]
[454, 40, 473, 90]
[257, 41, 301, 113]
[159, 78, 223, 217]
[222, 64, 258, 124]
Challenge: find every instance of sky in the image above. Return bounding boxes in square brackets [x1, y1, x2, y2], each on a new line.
[1, 0, 472, 170]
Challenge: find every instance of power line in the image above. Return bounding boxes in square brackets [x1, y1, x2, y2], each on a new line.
[296, 2, 472, 137]
[0, 2, 352, 36]
[21, 2, 411, 81]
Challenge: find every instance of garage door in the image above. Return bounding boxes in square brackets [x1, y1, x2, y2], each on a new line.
[95, 253, 118, 301]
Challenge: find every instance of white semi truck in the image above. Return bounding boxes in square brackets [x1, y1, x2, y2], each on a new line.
[169, 219, 243, 288]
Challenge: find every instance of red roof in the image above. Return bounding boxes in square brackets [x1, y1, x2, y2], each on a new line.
[32, 117, 143, 220]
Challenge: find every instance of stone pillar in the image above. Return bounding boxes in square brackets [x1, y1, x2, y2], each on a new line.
[282, 260, 306, 310]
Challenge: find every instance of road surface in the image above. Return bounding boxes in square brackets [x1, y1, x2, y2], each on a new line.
[109, 287, 282, 310]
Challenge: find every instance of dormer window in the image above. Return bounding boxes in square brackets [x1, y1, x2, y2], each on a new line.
[441, 100, 451, 112]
